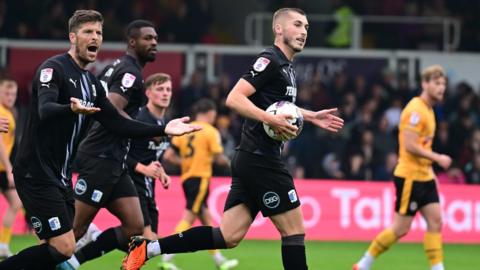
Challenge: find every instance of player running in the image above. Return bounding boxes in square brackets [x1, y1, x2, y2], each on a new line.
[353, 65, 451, 270]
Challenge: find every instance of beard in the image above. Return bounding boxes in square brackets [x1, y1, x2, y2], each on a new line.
[283, 36, 303, 53]
[75, 42, 93, 66]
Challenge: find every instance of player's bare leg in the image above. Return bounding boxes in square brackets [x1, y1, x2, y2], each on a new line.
[123, 204, 252, 270]
[270, 207, 307, 270]
[0, 229, 75, 269]
[0, 189, 22, 258]
[420, 203, 444, 270]
[354, 213, 414, 270]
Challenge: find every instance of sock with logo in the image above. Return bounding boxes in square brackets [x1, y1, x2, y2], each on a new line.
[155, 226, 226, 256]
[424, 232, 444, 269]
[367, 228, 398, 258]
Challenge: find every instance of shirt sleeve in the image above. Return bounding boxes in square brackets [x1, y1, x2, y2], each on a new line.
[241, 53, 278, 91]
[108, 67, 142, 100]
[36, 62, 73, 120]
[400, 107, 424, 134]
[208, 128, 223, 155]
[94, 95, 166, 138]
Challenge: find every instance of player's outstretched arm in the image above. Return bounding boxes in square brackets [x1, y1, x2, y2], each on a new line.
[226, 79, 297, 138]
[0, 117, 8, 133]
[70, 97, 101, 115]
[299, 107, 344, 132]
[164, 117, 202, 136]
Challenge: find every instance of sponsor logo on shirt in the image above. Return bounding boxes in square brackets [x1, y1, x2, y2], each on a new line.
[31, 216, 42, 233]
[75, 179, 87, 195]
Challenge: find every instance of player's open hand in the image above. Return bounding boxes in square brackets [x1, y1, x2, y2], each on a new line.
[0, 117, 9, 133]
[266, 113, 298, 139]
[70, 97, 101, 115]
[311, 108, 344, 132]
[165, 116, 202, 136]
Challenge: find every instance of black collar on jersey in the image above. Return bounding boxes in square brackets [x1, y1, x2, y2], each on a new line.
[124, 54, 143, 71]
[66, 53, 88, 72]
[272, 45, 292, 65]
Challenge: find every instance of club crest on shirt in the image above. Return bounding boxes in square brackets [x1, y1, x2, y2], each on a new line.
[40, 68, 53, 83]
[121, 73, 136, 89]
[253, 57, 270, 72]
[409, 112, 420, 126]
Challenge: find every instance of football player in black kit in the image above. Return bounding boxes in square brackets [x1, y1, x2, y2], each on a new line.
[126, 73, 173, 240]
[0, 11, 199, 270]
[57, 20, 176, 270]
[122, 8, 344, 270]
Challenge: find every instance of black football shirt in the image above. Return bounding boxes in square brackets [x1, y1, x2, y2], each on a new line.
[77, 55, 144, 162]
[238, 45, 298, 158]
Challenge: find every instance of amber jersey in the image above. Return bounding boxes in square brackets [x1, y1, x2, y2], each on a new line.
[394, 97, 436, 181]
[171, 121, 223, 181]
[0, 105, 15, 172]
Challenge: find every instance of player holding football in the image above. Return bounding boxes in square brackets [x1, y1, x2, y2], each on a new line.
[0, 78, 20, 259]
[159, 98, 238, 270]
[0, 10, 199, 270]
[122, 7, 343, 270]
[353, 65, 451, 270]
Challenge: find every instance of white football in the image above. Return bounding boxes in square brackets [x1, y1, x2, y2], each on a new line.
[263, 101, 303, 141]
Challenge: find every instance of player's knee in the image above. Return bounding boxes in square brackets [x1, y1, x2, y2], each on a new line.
[427, 217, 443, 232]
[123, 222, 144, 238]
[49, 236, 76, 257]
[73, 224, 89, 240]
[222, 231, 242, 249]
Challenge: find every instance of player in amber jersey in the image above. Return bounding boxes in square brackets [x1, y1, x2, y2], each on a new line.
[354, 65, 452, 270]
[159, 98, 238, 270]
[0, 78, 20, 259]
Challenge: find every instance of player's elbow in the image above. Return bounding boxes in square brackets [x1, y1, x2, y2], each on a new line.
[225, 93, 235, 110]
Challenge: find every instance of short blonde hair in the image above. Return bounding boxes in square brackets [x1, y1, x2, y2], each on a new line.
[272, 8, 306, 33]
[421, 65, 446, 82]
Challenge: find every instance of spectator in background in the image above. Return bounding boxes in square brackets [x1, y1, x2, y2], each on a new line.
[373, 152, 398, 181]
[180, 71, 208, 115]
[327, 0, 354, 48]
[464, 152, 480, 184]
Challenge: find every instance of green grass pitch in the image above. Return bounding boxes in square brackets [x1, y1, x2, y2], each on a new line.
[8, 235, 480, 269]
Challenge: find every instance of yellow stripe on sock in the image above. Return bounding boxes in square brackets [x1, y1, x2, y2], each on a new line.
[424, 232, 443, 266]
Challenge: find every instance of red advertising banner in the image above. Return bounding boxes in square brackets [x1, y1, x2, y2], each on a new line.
[1, 178, 479, 243]
[8, 48, 184, 104]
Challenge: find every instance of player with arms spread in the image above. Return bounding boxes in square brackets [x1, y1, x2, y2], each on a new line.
[58, 20, 198, 270]
[353, 65, 451, 270]
[122, 7, 343, 270]
[0, 10, 199, 270]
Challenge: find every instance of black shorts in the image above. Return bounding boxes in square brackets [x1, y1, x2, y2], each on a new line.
[14, 174, 74, 240]
[0, 172, 11, 192]
[394, 176, 440, 216]
[74, 153, 138, 207]
[182, 177, 210, 214]
[224, 150, 301, 218]
[132, 173, 158, 233]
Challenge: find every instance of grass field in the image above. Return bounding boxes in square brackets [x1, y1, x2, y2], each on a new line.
[8, 235, 480, 269]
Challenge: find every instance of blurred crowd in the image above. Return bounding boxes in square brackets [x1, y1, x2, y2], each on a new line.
[1, 0, 480, 51]
[164, 68, 480, 184]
